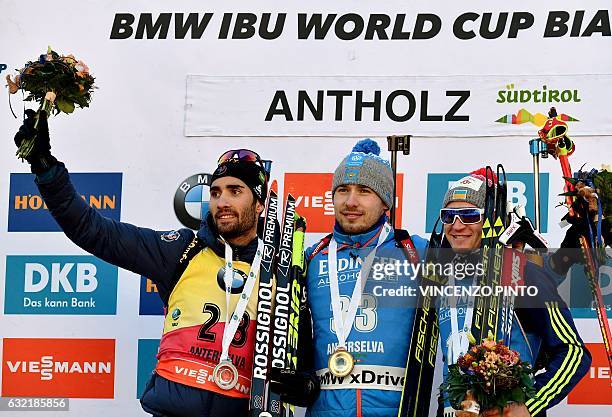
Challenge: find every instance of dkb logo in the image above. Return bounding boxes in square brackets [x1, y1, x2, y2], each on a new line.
[4, 255, 118, 315]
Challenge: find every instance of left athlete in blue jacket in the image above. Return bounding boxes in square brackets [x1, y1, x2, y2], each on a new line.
[12, 110, 321, 417]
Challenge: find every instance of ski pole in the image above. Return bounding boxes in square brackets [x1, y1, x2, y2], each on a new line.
[538, 109, 612, 369]
[529, 138, 547, 231]
[386, 135, 411, 228]
[556, 141, 612, 369]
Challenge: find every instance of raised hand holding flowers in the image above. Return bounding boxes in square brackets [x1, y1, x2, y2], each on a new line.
[6, 47, 95, 159]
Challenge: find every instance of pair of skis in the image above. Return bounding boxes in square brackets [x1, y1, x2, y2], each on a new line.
[250, 181, 307, 417]
[396, 224, 443, 417]
[471, 165, 509, 343]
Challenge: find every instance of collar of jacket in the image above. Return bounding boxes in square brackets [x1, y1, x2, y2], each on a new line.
[332, 214, 392, 248]
[197, 212, 259, 263]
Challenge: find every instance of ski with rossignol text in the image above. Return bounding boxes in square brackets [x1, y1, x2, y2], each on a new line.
[266, 193, 297, 417]
[250, 181, 281, 417]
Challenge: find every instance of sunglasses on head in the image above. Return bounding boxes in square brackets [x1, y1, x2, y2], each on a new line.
[440, 208, 485, 225]
[217, 149, 272, 175]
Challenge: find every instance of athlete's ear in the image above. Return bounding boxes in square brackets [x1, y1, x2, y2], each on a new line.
[256, 200, 264, 215]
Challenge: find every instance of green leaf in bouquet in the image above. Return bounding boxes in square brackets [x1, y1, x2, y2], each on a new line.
[520, 371, 532, 387]
[56, 98, 75, 114]
[510, 386, 526, 403]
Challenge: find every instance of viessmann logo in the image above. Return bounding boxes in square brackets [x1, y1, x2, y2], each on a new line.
[284, 173, 404, 233]
[6, 355, 111, 381]
[8, 173, 122, 232]
[2, 338, 115, 398]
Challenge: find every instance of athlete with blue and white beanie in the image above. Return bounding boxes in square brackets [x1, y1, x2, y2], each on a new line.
[303, 139, 428, 417]
[438, 171, 591, 417]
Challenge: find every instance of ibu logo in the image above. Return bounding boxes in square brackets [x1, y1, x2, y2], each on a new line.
[425, 173, 549, 233]
[8, 172, 122, 232]
[4, 256, 118, 315]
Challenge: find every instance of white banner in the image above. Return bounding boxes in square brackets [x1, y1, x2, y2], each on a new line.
[185, 74, 612, 137]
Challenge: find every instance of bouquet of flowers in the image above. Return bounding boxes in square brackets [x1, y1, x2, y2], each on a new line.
[441, 333, 536, 414]
[6, 46, 95, 159]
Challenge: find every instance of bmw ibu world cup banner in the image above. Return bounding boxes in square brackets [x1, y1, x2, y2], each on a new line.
[1, 0, 611, 416]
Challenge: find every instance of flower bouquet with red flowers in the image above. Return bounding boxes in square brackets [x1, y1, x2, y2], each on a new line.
[441, 333, 536, 415]
[6, 47, 95, 159]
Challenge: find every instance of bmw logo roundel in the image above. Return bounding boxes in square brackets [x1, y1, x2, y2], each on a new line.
[216, 267, 247, 294]
[174, 174, 212, 230]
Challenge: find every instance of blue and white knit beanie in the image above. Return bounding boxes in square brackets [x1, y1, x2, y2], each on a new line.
[332, 139, 394, 208]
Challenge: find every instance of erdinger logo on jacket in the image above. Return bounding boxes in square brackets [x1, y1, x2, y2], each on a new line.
[174, 173, 212, 230]
[216, 267, 247, 293]
[161, 230, 180, 242]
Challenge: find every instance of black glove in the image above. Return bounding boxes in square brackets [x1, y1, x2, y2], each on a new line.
[549, 223, 586, 275]
[14, 109, 57, 174]
[268, 367, 320, 408]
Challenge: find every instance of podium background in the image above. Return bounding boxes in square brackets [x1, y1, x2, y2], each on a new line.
[1, 1, 611, 415]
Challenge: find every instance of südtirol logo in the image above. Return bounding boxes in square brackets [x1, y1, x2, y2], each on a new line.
[136, 339, 160, 399]
[494, 83, 580, 127]
[4, 256, 118, 315]
[425, 173, 549, 233]
[2, 338, 115, 398]
[567, 343, 611, 405]
[139, 276, 164, 315]
[8, 173, 122, 232]
[174, 173, 211, 230]
[284, 173, 403, 233]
